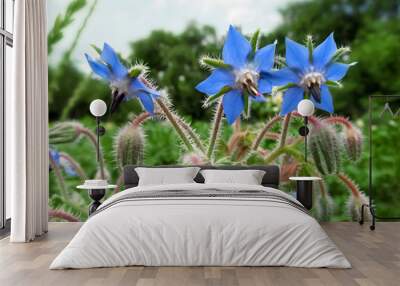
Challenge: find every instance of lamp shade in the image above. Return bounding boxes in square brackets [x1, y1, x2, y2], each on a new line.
[297, 99, 315, 117]
[89, 99, 107, 117]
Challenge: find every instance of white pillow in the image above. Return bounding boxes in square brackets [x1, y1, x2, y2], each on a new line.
[200, 169, 266, 185]
[135, 167, 200, 186]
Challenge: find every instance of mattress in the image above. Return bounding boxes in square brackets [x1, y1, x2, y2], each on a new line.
[50, 183, 350, 269]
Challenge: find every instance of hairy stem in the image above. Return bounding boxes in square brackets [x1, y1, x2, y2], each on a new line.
[263, 132, 281, 140]
[264, 146, 287, 164]
[131, 111, 166, 127]
[262, 113, 295, 165]
[131, 112, 151, 127]
[279, 113, 292, 148]
[234, 118, 241, 134]
[59, 152, 87, 180]
[337, 172, 361, 198]
[323, 116, 352, 129]
[208, 100, 224, 160]
[78, 127, 105, 179]
[279, 113, 291, 168]
[49, 209, 79, 222]
[252, 115, 281, 150]
[49, 153, 68, 199]
[156, 98, 193, 151]
[264, 138, 304, 164]
[174, 116, 206, 155]
[278, 113, 292, 168]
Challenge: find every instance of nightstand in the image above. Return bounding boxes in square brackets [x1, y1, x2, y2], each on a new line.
[289, 177, 321, 210]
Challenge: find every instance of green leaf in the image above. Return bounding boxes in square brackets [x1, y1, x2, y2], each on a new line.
[331, 46, 351, 63]
[203, 86, 232, 107]
[250, 29, 260, 52]
[47, 0, 87, 54]
[325, 80, 342, 88]
[200, 56, 231, 69]
[272, 83, 297, 95]
[90, 44, 102, 56]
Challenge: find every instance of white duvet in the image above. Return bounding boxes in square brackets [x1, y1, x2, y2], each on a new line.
[50, 183, 351, 269]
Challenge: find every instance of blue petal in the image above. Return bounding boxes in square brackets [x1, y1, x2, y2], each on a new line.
[85, 54, 111, 81]
[258, 78, 272, 93]
[101, 43, 128, 79]
[195, 69, 235, 95]
[130, 78, 160, 98]
[263, 68, 299, 86]
[312, 85, 334, 113]
[137, 91, 155, 114]
[251, 95, 266, 102]
[313, 33, 337, 69]
[222, 90, 244, 125]
[285, 37, 309, 71]
[62, 164, 77, 177]
[324, 63, 349, 81]
[49, 149, 60, 165]
[280, 87, 304, 116]
[222, 25, 251, 69]
[254, 43, 276, 72]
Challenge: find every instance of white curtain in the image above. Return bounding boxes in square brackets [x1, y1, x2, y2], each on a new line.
[7, 0, 48, 242]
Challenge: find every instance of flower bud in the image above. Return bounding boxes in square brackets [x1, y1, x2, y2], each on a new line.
[114, 124, 145, 169]
[308, 123, 341, 175]
[343, 125, 363, 161]
[49, 121, 83, 144]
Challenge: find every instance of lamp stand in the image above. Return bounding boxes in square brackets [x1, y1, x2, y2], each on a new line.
[96, 117, 100, 163]
[95, 116, 106, 179]
[298, 116, 309, 162]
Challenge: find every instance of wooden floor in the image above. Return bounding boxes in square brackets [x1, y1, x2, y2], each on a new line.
[0, 222, 399, 286]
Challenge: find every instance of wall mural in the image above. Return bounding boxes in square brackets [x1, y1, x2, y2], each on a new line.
[47, 0, 400, 222]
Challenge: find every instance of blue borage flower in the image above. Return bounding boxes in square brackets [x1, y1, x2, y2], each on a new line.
[196, 25, 276, 124]
[266, 33, 353, 115]
[50, 149, 77, 177]
[85, 43, 160, 114]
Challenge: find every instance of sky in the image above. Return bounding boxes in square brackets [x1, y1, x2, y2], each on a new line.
[47, 0, 298, 70]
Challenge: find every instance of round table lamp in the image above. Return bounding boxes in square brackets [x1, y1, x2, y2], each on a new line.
[90, 99, 107, 117]
[297, 99, 315, 117]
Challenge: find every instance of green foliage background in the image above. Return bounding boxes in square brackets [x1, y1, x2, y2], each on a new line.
[48, 0, 400, 220]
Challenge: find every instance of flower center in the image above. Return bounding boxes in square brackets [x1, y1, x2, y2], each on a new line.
[300, 72, 325, 88]
[235, 68, 260, 96]
[110, 78, 130, 96]
[299, 72, 325, 103]
[109, 78, 131, 113]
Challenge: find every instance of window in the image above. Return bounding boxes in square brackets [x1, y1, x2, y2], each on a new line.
[0, 0, 14, 232]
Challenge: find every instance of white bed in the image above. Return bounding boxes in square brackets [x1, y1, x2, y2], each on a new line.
[50, 183, 350, 269]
